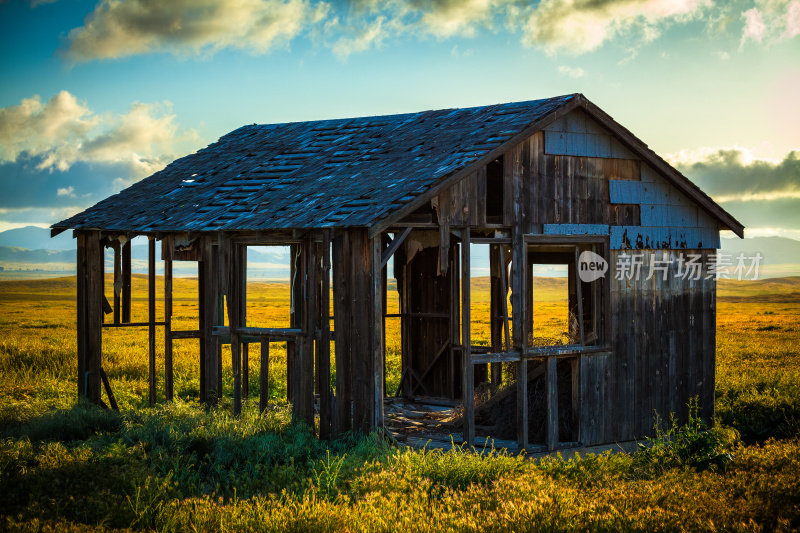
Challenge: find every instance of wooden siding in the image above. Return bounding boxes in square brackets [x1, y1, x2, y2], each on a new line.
[431, 108, 721, 251]
[605, 249, 716, 444]
[543, 108, 638, 160]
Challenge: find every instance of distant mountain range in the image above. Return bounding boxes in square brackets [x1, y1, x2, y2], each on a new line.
[1, 226, 798, 278]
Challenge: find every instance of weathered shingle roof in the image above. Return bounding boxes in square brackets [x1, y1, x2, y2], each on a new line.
[54, 94, 577, 232]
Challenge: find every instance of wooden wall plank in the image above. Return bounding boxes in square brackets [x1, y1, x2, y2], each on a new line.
[148, 237, 156, 406]
[318, 231, 332, 439]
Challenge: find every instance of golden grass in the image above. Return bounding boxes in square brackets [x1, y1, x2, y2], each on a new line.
[0, 275, 799, 531]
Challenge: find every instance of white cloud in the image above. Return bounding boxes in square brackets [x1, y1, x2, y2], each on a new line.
[58, 0, 735, 60]
[411, 0, 503, 38]
[66, 0, 330, 61]
[56, 186, 75, 197]
[0, 91, 196, 178]
[740, 0, 800, 48]
[740, 7, 767, 46]
[557, 65, 586, 78]
[519, 0, 709, 55]
[327, 16, 387, 57]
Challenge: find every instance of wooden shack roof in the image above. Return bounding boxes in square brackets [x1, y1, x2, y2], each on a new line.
[53, 93, 743, 236]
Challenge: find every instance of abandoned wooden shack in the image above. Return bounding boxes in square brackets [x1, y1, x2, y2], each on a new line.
[53, 93, 744, 451]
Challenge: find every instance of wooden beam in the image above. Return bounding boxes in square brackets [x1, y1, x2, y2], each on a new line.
[121, 239, 131, 323]
[226, 238, 242, 417]
[318, 230, 332, 439]
[77, 231, 103, 403]
[498, 246, 511, 351]
[100, 367, 118, 411]
[199, 238, 221, 403]
[148, 236, 156, 406]
[489, 244, 503, 386]
[240, 244, 249, 399]
[524, 234, 608, 244]
[571, 356, 580, 444]
[575, 247, 585, 345]
[372, 234, 384, 432]
[171, 329, 200, 339]
[461, 227, 474, 446]
[332, 231, 353, 434]
[380, 227, 411, 269]
[213, 326, 302, 338]
[260, 339, 270, 412]
[112, 241, 121, 325]
[546, 356, 558, 451]
[164, 240, 174, 402]
[298, 234, 317, 429]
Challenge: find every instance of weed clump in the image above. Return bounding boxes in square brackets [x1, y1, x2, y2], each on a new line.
[632, 399, 739, 477]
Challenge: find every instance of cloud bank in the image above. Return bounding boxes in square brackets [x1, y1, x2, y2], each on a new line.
[60, 0, 800, 59]
[675, 147, 800, 239]
[674, 148, 800, 201]
[67, 0, 329, 61]
[0, 90, 193, 179]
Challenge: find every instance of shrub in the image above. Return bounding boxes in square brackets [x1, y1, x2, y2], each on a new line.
[632, 399, 739, 477]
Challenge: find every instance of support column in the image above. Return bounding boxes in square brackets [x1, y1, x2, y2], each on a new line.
[199, 238, 221, 403]
[333, 229, 377, 434]
[461, 228, 474, 446]
[112, 241, 121, 325]
[148, 236, 156, 406]
[546, 356, 559, 450]
[225, 238, 243, 417]
[489, 244, 503, 386]
[121, 239, 131, 323]
[296, 235, 317, 429]
[164, 236, 174, 401]
[371, 234, 385, 432]
[76, 230, 103, 404]
[317, 231, 332, 439]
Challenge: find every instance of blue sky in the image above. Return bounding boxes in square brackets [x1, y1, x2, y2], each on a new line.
[0, 0, 798, 240]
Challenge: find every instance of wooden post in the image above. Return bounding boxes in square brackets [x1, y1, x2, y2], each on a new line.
[199, 239, 221, 403]
[287, 244, 299, 402]
[333, 232, 352, 434]
[489, 244, 502, 386]
[571, 356, 580, 443]
[260, 339, 270, 411]
[77, 231, 103, 403]
[575, 247, 585, 345]
[164, 238, 173, 401]
[148, 236, 156, 406]
[226, 239, 242, 417]
[113, 241, 121, 325]
[297, 235, 316, 429]
[318, 231, 332, 439]
[461, 228, 474, 447]
[332, 229, 374, 434]
[240, 245, 249, 399]
[546, 356, 558, 450]
[121, 239, 131, 323]
[510, 142, 528, 450]
[371, 234, 385, 432]
[198, 254, 207, 402]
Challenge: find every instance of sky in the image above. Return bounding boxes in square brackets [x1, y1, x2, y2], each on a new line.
[0, 0, 798, 242]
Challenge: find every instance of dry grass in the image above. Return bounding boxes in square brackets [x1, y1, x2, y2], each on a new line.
[0, 274, 799, 531]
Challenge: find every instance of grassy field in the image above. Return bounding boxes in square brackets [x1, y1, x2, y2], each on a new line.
[1, 275, 799, 531]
